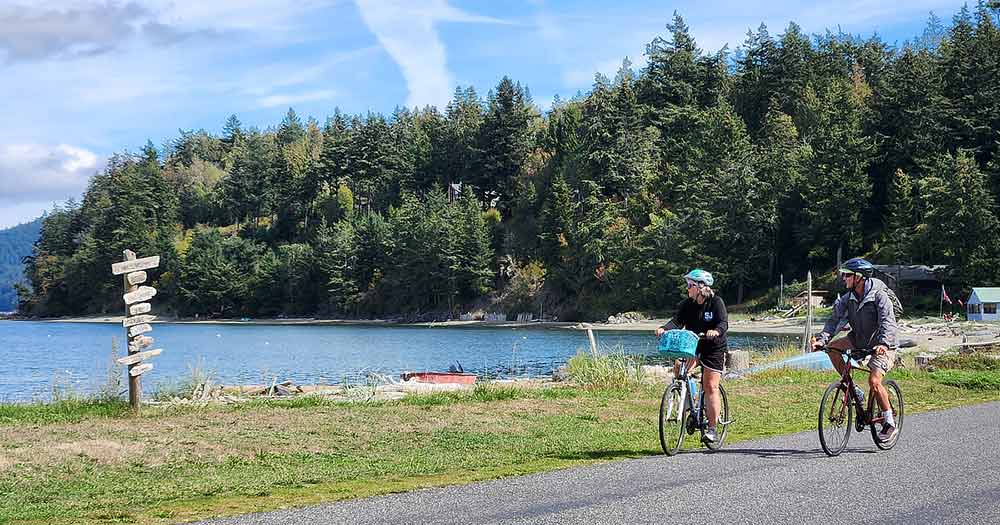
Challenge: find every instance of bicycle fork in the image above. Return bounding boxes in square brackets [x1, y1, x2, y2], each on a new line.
[664, 380, 687, 422]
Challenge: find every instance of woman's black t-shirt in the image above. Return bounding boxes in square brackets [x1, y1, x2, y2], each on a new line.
[671, 295, 729, 353]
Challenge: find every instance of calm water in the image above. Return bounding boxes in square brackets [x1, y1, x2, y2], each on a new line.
[0, 321, 793, 402]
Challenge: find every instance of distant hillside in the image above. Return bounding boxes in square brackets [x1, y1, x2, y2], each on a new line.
[0, 217, 42, 312]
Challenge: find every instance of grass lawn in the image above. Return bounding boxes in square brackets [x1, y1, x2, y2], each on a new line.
[2, 368, 999, 524]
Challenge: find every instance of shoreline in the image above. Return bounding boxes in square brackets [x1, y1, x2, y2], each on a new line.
[9, 314, 813, 335]
[6, 316, 994, 353]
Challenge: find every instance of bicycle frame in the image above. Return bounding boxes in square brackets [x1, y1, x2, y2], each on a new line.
[833, 352, 883, 428]
[660, 354, 732, 455]
[675, 358, 706, 432]
[818, 346, 904, 456]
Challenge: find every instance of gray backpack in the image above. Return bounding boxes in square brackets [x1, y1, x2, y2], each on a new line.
[885, 287, 904, 319]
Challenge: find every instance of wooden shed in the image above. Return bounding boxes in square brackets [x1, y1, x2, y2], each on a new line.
[793, 290, 826, 308]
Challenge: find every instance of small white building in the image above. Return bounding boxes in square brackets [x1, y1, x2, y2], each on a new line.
[967, 288, 1000, 321]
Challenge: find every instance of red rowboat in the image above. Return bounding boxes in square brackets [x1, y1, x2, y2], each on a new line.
[401, 371, 477, 384]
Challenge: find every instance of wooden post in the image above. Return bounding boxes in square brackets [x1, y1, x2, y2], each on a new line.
[727, 350, 750, 371]
[122, 250, 141, 412]
[114, 251, 160, 412]
[779, 273, 784, 309]
[587, 327, 598, 354]
[939, 284, 944, 318]
[802, 271, 813, 354]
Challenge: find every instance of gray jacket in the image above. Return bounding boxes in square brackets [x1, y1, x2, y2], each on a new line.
[815, 277, 898, 350]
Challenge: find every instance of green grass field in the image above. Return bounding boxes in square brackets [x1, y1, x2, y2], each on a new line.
[2, 367, 998, 525]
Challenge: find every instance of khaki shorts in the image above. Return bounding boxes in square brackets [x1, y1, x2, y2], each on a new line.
[828, 336, 896, 373]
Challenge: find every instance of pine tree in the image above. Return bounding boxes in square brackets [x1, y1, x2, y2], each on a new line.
[476, 77, 536, 212]
[796, 73, 875, 263]
[316, 220, 360, 314]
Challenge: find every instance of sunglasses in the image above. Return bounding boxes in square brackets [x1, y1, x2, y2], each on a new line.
[686, 281, 699, 289]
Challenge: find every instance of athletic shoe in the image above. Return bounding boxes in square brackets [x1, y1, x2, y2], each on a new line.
[878, 423, 898, 442]
[702, 427, 717, 443]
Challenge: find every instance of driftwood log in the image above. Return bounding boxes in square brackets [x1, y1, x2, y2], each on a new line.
[241, 380, 303, 396]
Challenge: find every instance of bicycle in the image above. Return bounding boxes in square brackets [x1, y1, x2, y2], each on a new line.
[816, 346, 905, 457]
[657, 330, 732, 455]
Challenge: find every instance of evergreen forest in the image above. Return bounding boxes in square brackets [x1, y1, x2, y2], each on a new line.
[18, 5, 1000, 320]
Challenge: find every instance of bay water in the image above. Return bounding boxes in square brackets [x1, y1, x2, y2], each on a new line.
[0, 321, 793, 402]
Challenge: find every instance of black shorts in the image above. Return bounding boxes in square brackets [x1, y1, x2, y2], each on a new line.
[696, 348, 726, 373]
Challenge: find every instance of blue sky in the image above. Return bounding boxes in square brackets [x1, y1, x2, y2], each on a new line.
[0, 0, 969, 228]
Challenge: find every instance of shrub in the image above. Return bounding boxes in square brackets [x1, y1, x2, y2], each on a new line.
[566, 345, 644, 390]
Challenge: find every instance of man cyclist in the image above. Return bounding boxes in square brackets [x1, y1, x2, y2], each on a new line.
[810, 257, 899, 441]
[656, 269, 728, 443]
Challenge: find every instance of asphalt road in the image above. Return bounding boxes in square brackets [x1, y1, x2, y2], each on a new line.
[198, 401, 1000, 524]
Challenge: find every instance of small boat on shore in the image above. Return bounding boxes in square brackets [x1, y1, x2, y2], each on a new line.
[401, 371, 477, 384]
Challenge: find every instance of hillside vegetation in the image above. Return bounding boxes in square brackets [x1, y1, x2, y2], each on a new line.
[19, 6, 1000, 320]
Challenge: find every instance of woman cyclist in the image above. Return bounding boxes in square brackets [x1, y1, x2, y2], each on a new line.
[655, 269, 729, 443]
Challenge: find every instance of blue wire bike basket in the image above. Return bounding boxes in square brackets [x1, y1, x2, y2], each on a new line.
[657, 329, 699, 360]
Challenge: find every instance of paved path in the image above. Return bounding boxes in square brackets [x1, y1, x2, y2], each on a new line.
[198, 401, 1000, 524]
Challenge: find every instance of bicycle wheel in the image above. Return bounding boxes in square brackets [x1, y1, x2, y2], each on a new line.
[872, 380, 904, 450]
[659, 383, 687, 456]
[818, 382, 852, 457]
[703, 383, 730, 451]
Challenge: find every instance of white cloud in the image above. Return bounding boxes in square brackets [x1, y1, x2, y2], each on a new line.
[0, 200, 57, 230]
[257, 89, 339, 108]
[147, 0, 339, 34]
[237, 46, 379, 98]
[0, 143, 101, 204]
[0, 1, 225, 63]
[355, 0, 510, 109]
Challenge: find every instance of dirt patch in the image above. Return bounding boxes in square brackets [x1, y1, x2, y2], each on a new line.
[0, 391, 632, 473]
[0, 455, 14, 472]
[51, 440, 135, 464]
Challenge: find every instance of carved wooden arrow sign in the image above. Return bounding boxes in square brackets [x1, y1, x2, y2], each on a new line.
[129, 335, 154, 352]
[111, 256, 160, 275]
[116, 348, 162, 366]
[129, 363, 153, 376]
[123, 286, 156, 305]
[128, 323, 153, 337]
[123, 314, 156, 328]
[127, 271, 147, 285]
[129, 302, 151, 316]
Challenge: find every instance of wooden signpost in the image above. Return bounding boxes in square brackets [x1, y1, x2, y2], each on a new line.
[123, 286, 157, 304]
[129, 302, 151, 316]
[112, 256, 160, 276]
[113, 250, 162, 412]
[116, 348, 162, 366]
[123, 314, 156, 327]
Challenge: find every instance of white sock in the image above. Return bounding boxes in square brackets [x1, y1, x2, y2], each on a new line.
[883, 410, 895, 427]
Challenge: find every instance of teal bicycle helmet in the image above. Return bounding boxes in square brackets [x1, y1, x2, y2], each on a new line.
[683, 268, 714, 286]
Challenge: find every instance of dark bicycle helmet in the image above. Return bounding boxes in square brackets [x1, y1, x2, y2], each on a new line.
[839, 257, 874, 278]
